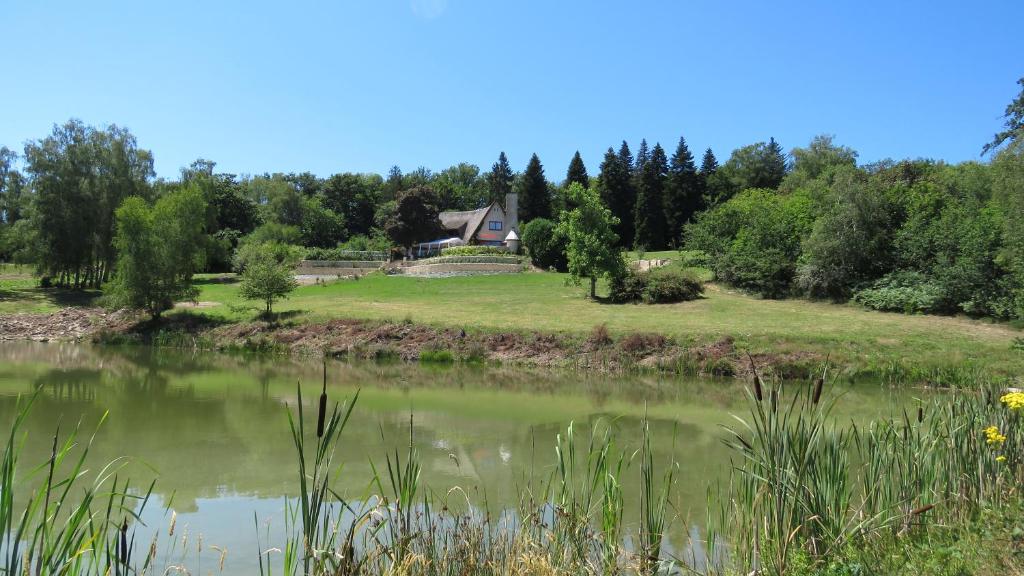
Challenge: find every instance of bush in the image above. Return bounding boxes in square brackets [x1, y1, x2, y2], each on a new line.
[233, 240, 304, 273]
[609, 268, 704, 304]
[521, 218, 567, 271]
[305, 245, 388, 261]
[852, 271, 946, 314]
[643, 269, 704, 303]
[339, 234, 392, 253]
[440, 245, 508, 256]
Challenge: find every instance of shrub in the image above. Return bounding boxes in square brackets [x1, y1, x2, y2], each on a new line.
[609, 268, 704, 304]
[642, 269, 704, 303]
[588, 324, 612, 347]
[521, 218, 567, 271]
[619, 332, 667, 355]
[852, 271, 946, 314]
[340, 233, 392, 253]
[233, 240, 304, 273]
[440, 245, 508, 256]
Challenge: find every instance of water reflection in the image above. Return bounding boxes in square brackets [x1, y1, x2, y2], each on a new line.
[0, 341, 913, 574]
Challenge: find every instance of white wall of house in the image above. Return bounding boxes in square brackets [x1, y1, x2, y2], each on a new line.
[473, 204, 507, 244]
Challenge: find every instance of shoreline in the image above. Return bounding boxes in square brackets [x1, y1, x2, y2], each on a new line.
[0, 306, 1013, 386]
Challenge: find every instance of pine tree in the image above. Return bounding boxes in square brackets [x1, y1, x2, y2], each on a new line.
[764, 137, 788, 188]
[700, 148, 718, 176]
[633, 143, 669, 250]
[488, 151, 514, 204]
[598, 143, 636, 247]
[635, 139, 650, 173]
[664, 137, 701, 246]
[565, 151, 589, 189]
[519, 153, 551, 223]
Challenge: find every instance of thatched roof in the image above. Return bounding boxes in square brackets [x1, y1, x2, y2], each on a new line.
[439, 202, 502, 243]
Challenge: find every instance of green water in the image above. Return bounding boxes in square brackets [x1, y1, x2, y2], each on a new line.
[0, 341, 916, 573]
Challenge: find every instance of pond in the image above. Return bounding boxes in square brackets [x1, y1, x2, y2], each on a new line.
[0, 342, 916, 574]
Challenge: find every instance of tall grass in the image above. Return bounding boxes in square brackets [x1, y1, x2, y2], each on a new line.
[707, 372, 1022, 576]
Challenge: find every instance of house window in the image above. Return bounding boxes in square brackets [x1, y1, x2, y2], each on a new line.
[488, 221, 502, 231]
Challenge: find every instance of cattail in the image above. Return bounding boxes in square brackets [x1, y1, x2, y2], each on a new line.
[917, 406, 924, 423]
[317, 362, 328, 438]
[911, 503, 934, 516]
[747, 353, 763, 402]
[812, 377, 824, 405]
[770, 387, 778, 413]
[119, 518, 128, 566]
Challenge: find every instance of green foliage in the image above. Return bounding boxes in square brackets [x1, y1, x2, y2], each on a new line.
[299, 194, 345, 248]
[686, 188, 813, 297]
[796, 169, 894, 299]
[565, 150, 589, 189]
[233, 240, 303, 272]
[983, 76, 1024, 155]
[633, 143, 669, 250]
[487, 151, 514, 205]
[238, 243, 299, 314]
[24, 120, 154, 287]
[521, 217, 568, 271]
[382, 186, 441, 249]
[852, 271, 948, 314]
[339, 233, 391, 253]
[597, 144, 635, 247]
[320, 172, 383, 237]
[556, 183, 624, 298]
[664, 136, 702, 247]
[609, 267, 704, 304]
[433, 162, 488, 210]
[518, 153, 551, 222]
[439, 245, 508, 256]
[108, 187, 207, 318]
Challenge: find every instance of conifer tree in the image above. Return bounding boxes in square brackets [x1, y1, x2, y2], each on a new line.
[764, 137, 788, 188]
[519, 153, 551, 223]
[700, 148, 718, 175]
[633, 143, 669, 250]
[664, 136, 700, 246]
[598, 143, 636, 246]
[635, 139, 650, 173]
[488, 151, 514, 204]
[565, 151, 589, 189]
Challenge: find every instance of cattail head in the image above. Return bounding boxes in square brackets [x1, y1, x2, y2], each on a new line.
[917, 406, 924, 423]
[119, 518, 128, 565]
[317, 362, 328, 438]
[770, 388, 778, 413]
[747, 353, 763, 402]
[812, 377, 824, 405]
[911, 503, 935, 516]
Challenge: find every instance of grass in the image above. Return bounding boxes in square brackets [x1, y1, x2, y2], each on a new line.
[3, 264, 1023, 376]
[190, 271, 1022, 376]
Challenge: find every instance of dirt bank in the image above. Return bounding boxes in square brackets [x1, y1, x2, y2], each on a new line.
[0, 307, 824, 378]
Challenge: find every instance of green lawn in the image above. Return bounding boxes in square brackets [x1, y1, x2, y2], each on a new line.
[189, 271, 1021, 374]
[3, 265, 1022, 375]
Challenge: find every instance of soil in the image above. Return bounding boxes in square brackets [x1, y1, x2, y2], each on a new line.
[0, 306, 824, 378]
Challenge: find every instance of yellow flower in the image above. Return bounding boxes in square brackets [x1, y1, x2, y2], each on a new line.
[1000, 391, 1024, 411]
[996, 455, 1007, 462]
[984, 426, 1007, 445]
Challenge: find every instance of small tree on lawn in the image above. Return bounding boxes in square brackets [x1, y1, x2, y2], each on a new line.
[556, 182, 625, 298]
[239, 243, 299, 315]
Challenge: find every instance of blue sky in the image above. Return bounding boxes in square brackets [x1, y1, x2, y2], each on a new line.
[1, 1, 1021, 180]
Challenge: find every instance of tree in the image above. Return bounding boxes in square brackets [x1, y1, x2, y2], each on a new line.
[239, 244, 299, 315]
[699, 148, 718, 176]
[983, 77, 1024, 155]
[384, 165, 404, 200]
[716, 139, 789, 199]
[664, 137, 701, 246]
[521, 217, 567, 271]
[518, 153, 551, 223]
[635, 139, 650, 173]
[24, 120, 154, 288]
[487, 152, 514, 205]
[598, 141, 636, 246]
[383, 186, 442, 251]
[300, 195, 346, 248]
[434, 163, 488, 210]
[321, 172, 383, 238]
[633, 143, 669, 250]
[565, 151, 589, 189]
[788, 135, 858, 181]
[556, 183, 624, 298]
[108, 186, 208, 318]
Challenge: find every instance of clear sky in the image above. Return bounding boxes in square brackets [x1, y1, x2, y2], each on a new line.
[2, 0, 1021, 180]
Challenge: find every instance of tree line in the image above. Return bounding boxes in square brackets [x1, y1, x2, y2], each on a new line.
[0, 77, 1021, 319]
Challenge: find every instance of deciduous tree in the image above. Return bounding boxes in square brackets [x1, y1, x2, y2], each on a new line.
[556, 183, 624, 298]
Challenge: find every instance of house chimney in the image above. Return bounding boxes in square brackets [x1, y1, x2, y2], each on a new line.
[505, 192, 518, 234]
